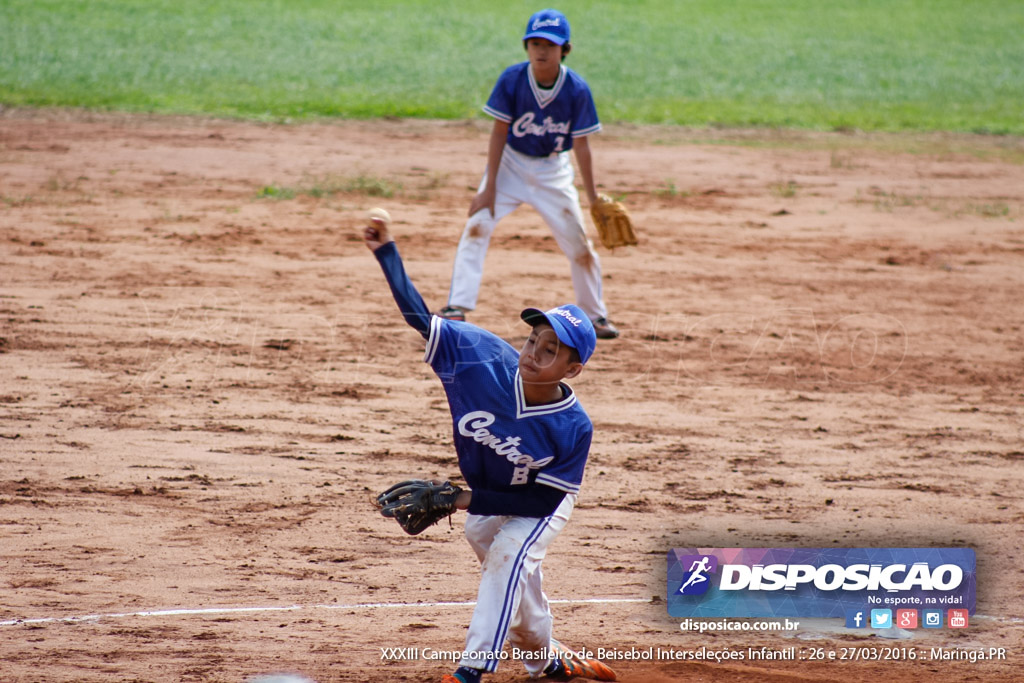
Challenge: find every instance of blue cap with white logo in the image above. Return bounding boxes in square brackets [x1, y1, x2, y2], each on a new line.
[521, 303, 596, 365]
[523, 9, 570, 46]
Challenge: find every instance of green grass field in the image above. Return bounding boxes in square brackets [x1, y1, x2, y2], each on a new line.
[2, 0, 1022, 133]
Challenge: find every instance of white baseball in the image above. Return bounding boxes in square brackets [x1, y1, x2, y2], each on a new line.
[368, 207, 391, 223]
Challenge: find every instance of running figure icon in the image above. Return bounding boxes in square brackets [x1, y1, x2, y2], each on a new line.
[678, 556, 712, 594]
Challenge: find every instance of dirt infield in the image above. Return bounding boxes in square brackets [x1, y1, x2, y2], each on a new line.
[1, 110, 1022, 682]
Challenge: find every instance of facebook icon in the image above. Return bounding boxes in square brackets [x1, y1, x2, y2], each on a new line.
[845, 609, 867, 628]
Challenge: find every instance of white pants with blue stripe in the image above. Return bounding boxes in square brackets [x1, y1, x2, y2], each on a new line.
[458, 494, 576, 675]
[447, 145, 608, 321]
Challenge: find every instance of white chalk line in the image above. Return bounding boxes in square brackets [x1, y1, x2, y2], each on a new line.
[0, 597, 650, 628]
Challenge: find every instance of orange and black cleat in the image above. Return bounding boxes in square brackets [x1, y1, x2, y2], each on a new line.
[543, 639, 617, 681]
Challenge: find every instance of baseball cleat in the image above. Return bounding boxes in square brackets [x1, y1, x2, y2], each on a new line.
[438, 306, 467, 321]
[442, 666, 481, 683]
[543, 639, 617, 681]
[591, 317, 620, 340]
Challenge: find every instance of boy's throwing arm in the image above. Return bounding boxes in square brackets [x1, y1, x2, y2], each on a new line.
[363, 212, 432, 338]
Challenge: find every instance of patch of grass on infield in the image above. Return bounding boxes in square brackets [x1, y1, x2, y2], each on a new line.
[256, 185, 297, 201]
[256, 174, 403, 201]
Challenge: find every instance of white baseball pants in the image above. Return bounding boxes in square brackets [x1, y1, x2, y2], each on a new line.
[458, 494, 576, 675]
[447, 146, 608, 320]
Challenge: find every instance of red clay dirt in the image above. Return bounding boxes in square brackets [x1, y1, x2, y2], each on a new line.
[1, 109, 1022, 682]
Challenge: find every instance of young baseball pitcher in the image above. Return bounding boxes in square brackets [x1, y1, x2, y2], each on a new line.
[439, 8, 620, 340]
[363, 208, 616, 682]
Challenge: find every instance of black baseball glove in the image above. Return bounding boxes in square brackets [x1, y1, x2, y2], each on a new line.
[375, 479, 462, 535]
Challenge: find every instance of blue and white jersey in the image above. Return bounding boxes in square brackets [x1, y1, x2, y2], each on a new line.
[482, 62, 601, 157]
[424, 316, 592, 495]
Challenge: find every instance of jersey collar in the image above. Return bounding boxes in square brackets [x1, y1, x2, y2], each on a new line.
[514, 369, 577, 419]
[528, 64, 566, 110]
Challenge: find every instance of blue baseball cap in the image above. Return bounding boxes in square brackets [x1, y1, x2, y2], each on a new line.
[521, 304, 596, 365]
[523, 9, 570, 46]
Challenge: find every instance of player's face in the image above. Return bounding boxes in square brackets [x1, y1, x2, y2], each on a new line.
[519, 324, 574, 384]
[525, 38, 562, 82]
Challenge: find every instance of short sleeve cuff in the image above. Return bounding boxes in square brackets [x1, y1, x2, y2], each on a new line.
[483, 105, 512, 123]
[424, 315, 443, 364]
[535, 473, 581, 494]
[572, 122, 602, 138]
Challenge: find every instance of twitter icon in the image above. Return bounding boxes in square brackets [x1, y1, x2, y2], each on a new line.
[870, 609, 892, 628]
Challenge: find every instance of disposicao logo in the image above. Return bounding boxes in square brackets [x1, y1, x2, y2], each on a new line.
[675, 554, 718, 595]
[667, 548, 976, 619]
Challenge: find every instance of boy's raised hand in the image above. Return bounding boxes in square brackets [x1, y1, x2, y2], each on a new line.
[363, 207, 394, 251]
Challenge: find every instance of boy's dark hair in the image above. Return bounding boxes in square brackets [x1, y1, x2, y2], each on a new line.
[523, 40, 572, 61]
[568, 346, 581, 366]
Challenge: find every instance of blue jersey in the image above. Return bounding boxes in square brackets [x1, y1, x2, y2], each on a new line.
[424, 315, 593, 496]
[482, 62, 601, 157]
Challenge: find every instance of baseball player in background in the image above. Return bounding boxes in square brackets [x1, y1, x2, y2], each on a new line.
[363, 209, 617, 682]
[439, 8, 621, 340]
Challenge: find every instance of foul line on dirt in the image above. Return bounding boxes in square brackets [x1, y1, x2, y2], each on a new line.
[0, 597, 649, 628]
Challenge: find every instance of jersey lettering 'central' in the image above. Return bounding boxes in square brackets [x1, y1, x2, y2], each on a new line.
[511, 112, 571, 138]
[458, 411, 554, 469]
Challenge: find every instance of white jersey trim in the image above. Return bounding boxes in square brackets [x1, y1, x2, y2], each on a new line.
[482, 104, 512, 123]
[572, 121, 602, 137]
[536, 473, 581, 495]
[528, 64, 566, 110]
[514, 370, 577, 419]
[424, 315, 443, 365]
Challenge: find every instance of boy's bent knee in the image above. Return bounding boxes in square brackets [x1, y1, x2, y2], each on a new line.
[574, 249, 595, 268]
[464, 215, 496, 241]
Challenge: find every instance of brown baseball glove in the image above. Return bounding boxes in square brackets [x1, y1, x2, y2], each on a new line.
[375, 479, 462, 535]
[590, 194, 638, 249]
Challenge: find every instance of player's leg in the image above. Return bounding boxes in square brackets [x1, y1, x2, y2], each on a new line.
[446, 154, 527, 315]
[529, 155, 619, 338]
[442, 514, 508, 683]
[457, 496, 574, 675]
[505, 564, 553, 677]
[464, 512, 504, 562]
